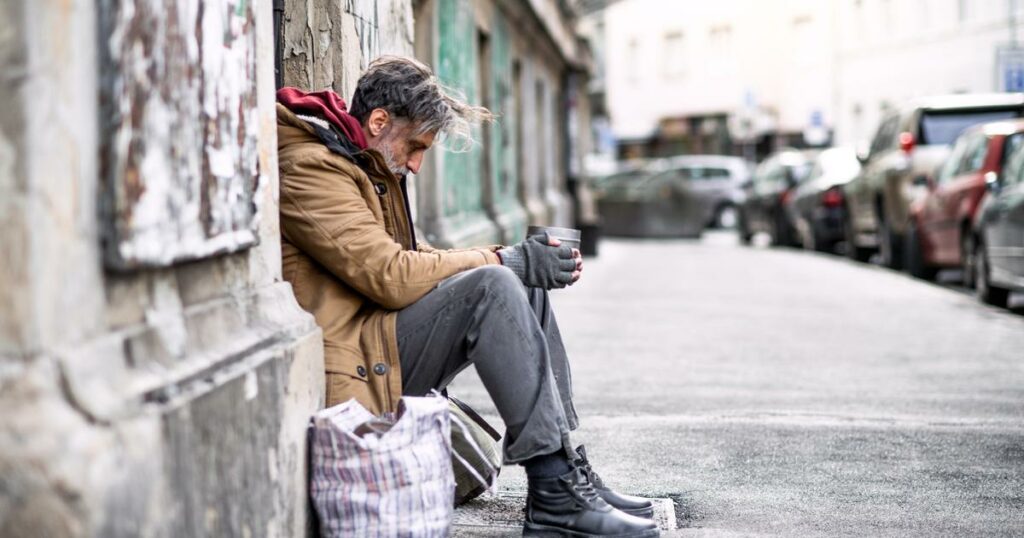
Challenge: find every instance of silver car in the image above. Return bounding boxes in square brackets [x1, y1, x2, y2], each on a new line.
[595, 155, 751, 237]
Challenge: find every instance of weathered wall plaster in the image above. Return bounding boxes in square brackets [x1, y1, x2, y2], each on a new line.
[99, 0, 262, 269]
[0, 1, 324, 537]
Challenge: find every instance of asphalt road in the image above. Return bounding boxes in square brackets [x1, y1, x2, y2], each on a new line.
[448, 231, 1024, 536]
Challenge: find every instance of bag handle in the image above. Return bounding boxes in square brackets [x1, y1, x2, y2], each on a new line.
[447, 396, 501, 441]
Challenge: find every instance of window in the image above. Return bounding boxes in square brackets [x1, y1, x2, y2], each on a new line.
[791, 16, 814, 59]
[919, 108, 1021, 145]
[678, 167, 730, 181]
[708, 25, 733, 75]
[870, 115, 900, 156]
[1003, 133, 1024, 185]
[961, 134, 989, 174]
[936, 135, 970, 184]
[663, 32, 685, 79]
[627, 39, 640, 82]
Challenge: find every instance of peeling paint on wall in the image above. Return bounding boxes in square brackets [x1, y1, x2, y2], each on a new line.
[99, 0, 261, 269]
[346, 0, 380, 69]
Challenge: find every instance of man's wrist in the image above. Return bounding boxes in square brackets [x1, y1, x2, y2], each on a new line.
[497, 247, 527, 281]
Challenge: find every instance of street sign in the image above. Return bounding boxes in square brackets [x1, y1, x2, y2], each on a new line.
[996, 46, 1024, 92]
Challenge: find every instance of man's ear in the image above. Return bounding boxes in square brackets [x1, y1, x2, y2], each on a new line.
[366, 108, 390, 138]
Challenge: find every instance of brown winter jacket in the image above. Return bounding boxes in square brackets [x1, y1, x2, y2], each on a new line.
[276, 104, 501, 415]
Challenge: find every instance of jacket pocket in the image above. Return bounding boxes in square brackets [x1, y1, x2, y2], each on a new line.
[323, 343, 374, 409]
[325, 371, 374, 409]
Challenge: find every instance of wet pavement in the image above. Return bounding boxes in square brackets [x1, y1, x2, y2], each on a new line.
[448, 232, 1024, 536]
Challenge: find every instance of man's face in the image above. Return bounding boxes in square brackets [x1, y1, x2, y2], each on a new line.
[365, 112, 436, 176]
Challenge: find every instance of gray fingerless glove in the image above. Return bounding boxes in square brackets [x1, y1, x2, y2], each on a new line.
[497, 234, 576, 289]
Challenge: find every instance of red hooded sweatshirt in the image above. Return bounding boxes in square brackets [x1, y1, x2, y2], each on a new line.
[276, 87, 368, 150]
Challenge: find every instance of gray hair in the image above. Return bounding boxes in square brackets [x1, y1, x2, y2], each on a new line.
[349, 56, 493, 152]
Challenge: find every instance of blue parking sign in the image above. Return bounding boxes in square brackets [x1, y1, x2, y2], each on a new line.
[998, 47, 1024, 92]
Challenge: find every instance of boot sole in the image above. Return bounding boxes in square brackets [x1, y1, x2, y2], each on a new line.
[522, 521, 660, 537]
[620, 506, 655, 519]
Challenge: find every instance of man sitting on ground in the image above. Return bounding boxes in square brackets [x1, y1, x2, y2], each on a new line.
[276, 56, 658, 538]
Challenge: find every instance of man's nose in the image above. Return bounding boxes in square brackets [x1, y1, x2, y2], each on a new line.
[407, 153, 424, 175]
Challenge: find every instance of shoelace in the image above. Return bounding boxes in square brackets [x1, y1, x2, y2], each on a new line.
[565, 468, 604, 507]
[575, 457, 606, 490]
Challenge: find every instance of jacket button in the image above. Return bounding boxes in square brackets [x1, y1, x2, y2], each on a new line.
[375, 183, 387, 195]
[356, 366, 367, 377]
[373, 363, 387, 376]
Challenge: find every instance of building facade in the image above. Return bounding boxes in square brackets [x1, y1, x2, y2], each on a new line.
[600, 0, 835, 160]
[413, 0, 590, 246]
[835, 0, 1024, 145]
[597, 0, 1023, 161]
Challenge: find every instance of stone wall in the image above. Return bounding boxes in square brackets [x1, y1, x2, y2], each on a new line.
[280, 0, 415, 99]
[0, 1, 323, 537]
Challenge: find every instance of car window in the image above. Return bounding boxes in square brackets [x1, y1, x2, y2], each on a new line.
[999, 133, 1024, 179]
[919, 107, 1022, 145]
[960, 133, 989, 174]
[936, 135, 969, 184]
[870, 115, 898, 156]
[679, 167, 730, 180]
[1000, 134, 1024, 186]
[794, 162, 812, 183]
[807, 160, 825, 182]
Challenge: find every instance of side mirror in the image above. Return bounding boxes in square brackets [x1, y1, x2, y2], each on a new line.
[985, 171, 1001, 194]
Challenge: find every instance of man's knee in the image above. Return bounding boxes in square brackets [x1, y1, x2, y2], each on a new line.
[464, 265, 525, 299]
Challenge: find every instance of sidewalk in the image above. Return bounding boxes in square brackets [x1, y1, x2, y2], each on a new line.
[446, 236, 1024, 536]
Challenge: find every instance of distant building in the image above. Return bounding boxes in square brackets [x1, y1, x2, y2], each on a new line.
[598, 0, 834, 161]
[836, 0, 1023, 145]
[591, 0, 1023, 162]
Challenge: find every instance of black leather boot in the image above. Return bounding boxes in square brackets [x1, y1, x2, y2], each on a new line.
[574, 446, 655, 519]
[524, 467, 660, 537]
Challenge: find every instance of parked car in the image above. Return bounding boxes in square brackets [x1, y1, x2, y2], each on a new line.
[738, 149, 815, 246]
[591, 159, 665, 190]
[972, 125, 1024, 308]
[905, 120, 1024, 283]
[843, 93, 1024, 267]
[786, 147, 861, 253]
[594, 155, 751, 237]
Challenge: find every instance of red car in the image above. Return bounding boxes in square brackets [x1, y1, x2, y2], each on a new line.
[905, 120, 1024, 282]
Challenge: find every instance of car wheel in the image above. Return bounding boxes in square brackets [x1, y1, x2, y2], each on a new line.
[843, 209, 872, 262]
[737, 210, 752, 245]
[715, 204, 739, 229]
[878, 214, 904, 270]
[961, 231, 975, 289]
[904, 220, 936, 281]
[771, 211, 795, 247]
[975, 240, 1010, 308]
[810, 225, 833, 253]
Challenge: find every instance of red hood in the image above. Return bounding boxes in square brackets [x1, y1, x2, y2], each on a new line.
[276, 87, 368, 150]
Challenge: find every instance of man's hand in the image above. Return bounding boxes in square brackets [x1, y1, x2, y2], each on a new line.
[498, 234, 577, 289]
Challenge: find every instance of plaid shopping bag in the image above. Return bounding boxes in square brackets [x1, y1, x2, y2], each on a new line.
[309, 396, 454, 538]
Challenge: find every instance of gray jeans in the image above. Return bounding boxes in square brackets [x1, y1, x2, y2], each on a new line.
[396, 265, 579, 464]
